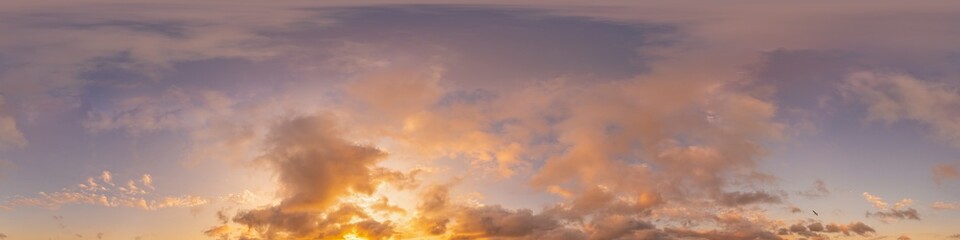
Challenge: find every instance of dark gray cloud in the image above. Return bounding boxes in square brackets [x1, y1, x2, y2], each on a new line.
[846, 222, 877, 236]
[454, 205, 564, 238]
[230, 204, 395, 239]
[807, 222, 824, 232]
[776, 221, 878, 238]
[412, 182, 659, 240]
[77, 52, 153, 87]
[278, 5, 676, 89]
[412, 183, 570, 238]
[785, 206, 802, 214]
[587, 214, 656, 240]
[867, 208, 921, 222]
[53, 20, 188, 38]
[824, 222, 876, 236]
[788, 223, 816, 237]
[717, 191, 783, 207]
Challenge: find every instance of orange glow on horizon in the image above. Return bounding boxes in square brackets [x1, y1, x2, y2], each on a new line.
[342, 230, 367, 240]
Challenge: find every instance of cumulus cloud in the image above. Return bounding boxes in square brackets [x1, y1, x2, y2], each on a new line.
[141, 174, 153, 189]
[825, 222, 876, 236]
[100, 171, 112, 185]
[785, 223, 816, 237]
[894, 198, 914, 210]
[295, 14, 788, 228]
[227, 200, 396, 240]
[194, 6, 813, 238]
[845, 71, 960, 147]
[454, 205, 570, 239]
[0, 171, 207, 210]
[208, 114, 416, 239]
[862, 192, 921, 222]
[337, 63, 790, 237]
[409, 181, 796, 240]
[258, 114, 387, 212]
[410, 183, 578, 239]
[807, 222, 825, 232]
[424, 185, 614, 240]
[863, 192, 889, 209]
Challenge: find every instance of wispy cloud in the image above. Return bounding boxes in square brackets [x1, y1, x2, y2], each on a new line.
[932, 201, 959, 210]
[845, 71, 960, 147]
[797, 179, 830, 198]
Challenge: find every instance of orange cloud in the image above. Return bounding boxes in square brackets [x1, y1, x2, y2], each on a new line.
[862, 192, 921, 222]
[933, 201, 959, 210]
[933, 162, 960, 185]
[0, 96, 26, 150]
[212, 114, 416, 239]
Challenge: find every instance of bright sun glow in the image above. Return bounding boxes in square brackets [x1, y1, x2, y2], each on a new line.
[342, 232, 367, 240]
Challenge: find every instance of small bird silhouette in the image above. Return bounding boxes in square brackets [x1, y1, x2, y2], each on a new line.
[812, 210, 819, 216]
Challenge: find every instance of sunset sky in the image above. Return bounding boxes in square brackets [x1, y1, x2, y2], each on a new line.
[1, 1, 960, 239]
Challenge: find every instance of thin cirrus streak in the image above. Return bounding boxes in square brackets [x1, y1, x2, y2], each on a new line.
[0, 1, 959, 240]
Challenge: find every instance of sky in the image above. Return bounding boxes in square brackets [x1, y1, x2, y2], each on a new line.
[1, 1, 960, 239]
